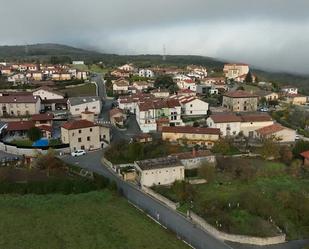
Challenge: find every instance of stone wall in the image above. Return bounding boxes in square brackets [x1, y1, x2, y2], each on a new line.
[189, 212, 286, 246]
[142, 186, 179, 210]
[0, 141, 70, 157]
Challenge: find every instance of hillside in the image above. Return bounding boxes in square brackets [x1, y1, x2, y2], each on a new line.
[0, 43, 308, 94]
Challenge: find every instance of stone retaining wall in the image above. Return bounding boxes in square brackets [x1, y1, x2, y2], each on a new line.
[0, 141, 70, 157]
[142, 186, 179, 210]
[189, 212, 286, 246]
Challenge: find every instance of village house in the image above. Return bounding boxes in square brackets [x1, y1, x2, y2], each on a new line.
[285, 93, 307, 105]
[67, 96, 101, 116]
[31, 72, 43, 81]
[256, 91, 279, 102]
[118, 64, 135, 72]
[254, 123, 296, 143]
[172, 149, 215, 169]
[6, 120, 52, 139]
[112, 79, 129, 95]
[132, 81, 153, 91]
[61, 111, 110, 152]
[177, 79, 197, 91]
[33, 86, 64, 100]
[201, 77, 225, 86]
[150, 88, 170, 98]
[206, 113, 274, 137]
[52, 71, 72, 81]
[223, 63, 249, 79]
[281, 86, 298, 95]
[110, 69, 131, 78]
[136, 98, 183, 133]
[177, 89, 196, 97]
[0, 95, 41, 117]
[173, 74, 192, 82]
[7, 73, 27, 84]
[138, 69, 155, 78]
[222, 90, 258, 112]
[161, 126, 220, 148]
[186, 65, 208, 78]
[133, 133, 153, 143]
[134, 156, 185, 187]
[170, 95, 209, 116]
[109, 108, 126, 127]
[31, 113, 54, 127]
[0, 66, 12, 75]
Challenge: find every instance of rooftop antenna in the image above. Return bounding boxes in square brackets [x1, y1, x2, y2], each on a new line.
[162, 44, 166, 61]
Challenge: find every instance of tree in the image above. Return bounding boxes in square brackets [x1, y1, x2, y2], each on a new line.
[287, 159, 302, 178]
[212, 139, 231, 155]
[280, 145, 294, 164]
[292, 140, 309, 158]
[245, 71, 253, 83]
[258, 137, 280, 160]
[198, 163, 216, 182]
[154, 75, 175, 90]
[27, 127, 42, 141]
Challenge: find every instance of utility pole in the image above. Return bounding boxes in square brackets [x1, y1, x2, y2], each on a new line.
[162, 44, 166, 61]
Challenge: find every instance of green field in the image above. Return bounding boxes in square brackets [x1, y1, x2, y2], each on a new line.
[154, 158, 309, 239]
[60, 83, 96, 97]
[0, 191, 189, 249]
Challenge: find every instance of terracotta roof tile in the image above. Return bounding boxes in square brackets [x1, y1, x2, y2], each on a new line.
[224, 90, 258, 98]
[162, 126, 220, 135]
[61, 119, 96, 130]
[256, 123, 286, 136]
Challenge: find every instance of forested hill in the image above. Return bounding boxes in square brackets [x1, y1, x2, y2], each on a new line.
[0, 43, 308, 94]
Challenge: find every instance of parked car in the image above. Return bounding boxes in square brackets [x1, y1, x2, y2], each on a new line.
[259, 107, 269, 112]
[295, 134, 301, 140]
[71, 150, 86, 157]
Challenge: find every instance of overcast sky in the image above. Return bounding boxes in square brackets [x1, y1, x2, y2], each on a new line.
[0, 0, 309, 74]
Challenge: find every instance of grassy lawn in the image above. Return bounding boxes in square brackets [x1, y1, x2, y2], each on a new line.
[60, 83, 96, 97]
[243, 84, 260, 92]
[154, 158, 309, 239]
[48, 138, 62, 146]
[0, 191, 189, 249]
[10, 139, 33, 147]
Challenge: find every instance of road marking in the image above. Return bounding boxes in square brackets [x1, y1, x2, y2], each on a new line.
[182, 240, 196, 249]
[146, 214, 167, 229]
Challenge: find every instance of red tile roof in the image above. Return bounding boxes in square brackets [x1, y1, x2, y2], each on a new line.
[31, 113, 54, 121]
[37, 125, 52, 133]
[224, 90, 258, 98]
[256, 123, 286, 136]
[162, 126, 220, 135]
[7, 121, 34, 131]
[240, 114, 272, 122]
[0, 95, 40, 103]
[61, 119, 96, 130]
[300, 150, 309, 159]
[209, 114, 242, 123]
[109, 108, 123, 117]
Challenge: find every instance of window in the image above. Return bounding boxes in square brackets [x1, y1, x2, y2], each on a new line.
[78, 138, 82, 142]
[79, 130, 82, 134]
[92, 106, 96, 109]
[90, 128, 92, 132]
[190, 104, 193, 107]
[87, 136, 90, 141]
[75, 108, 79, 111]
[72, 132, 74, 136]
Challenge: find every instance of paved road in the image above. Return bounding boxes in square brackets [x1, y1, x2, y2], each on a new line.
[60, 150, 233, 249]
[60, 151, 309, 249]
[91, 74, 107, 100]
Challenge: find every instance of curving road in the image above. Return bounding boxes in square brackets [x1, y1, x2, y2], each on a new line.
[60, 151, 309, 249]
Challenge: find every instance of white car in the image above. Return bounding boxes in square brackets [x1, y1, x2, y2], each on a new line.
[295, 134, 300, 140]
[71, 150, 86, 157]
